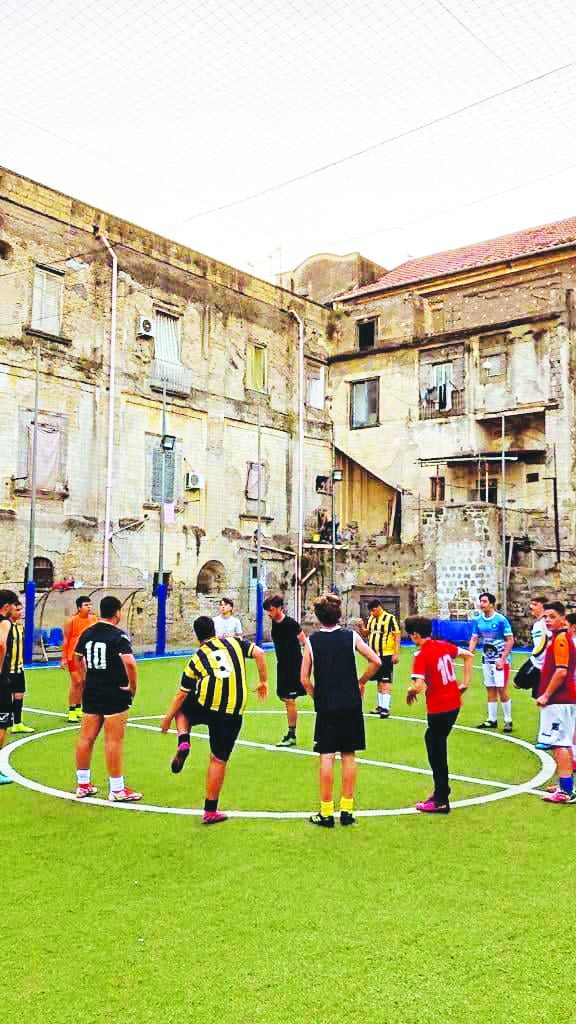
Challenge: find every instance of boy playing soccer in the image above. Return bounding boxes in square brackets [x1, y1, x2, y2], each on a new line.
[301, 594, 381, 828]
[469, 592, 514, 732]
[263, 594, 307, 747]
[405, 616, 472, 814]
[61, 595, 98, 722]
[0, 590, 19, 785]
[536, 601, 576, 804]
[9, 599, 35, 734]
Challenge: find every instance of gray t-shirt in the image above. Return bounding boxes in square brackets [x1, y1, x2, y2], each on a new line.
[213, 614, 243, 638]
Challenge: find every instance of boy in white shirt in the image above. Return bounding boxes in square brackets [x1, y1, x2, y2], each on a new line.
[213, 597, 243, 639]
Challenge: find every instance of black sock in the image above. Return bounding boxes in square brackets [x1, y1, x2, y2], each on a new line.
[204, 798, 218, 812]
[288, 726, 296, 738]
[178, 732, 190, 746]
[74, 704, 81, 710]
[12, 697, 23, 725]
[69, 705, 75, 712]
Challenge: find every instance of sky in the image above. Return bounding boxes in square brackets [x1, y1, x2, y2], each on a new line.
[1, 0, 576, 282]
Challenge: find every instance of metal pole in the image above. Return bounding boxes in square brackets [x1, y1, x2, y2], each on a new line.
[24, 344, 40, 666]
[98, 232, 118, 588]
[256, 398, 262, 584]
[288, 310, 305, 622]
[331, 429, 336, 591]
[159, 379, 167, 576]
[501, 414, 507, 614]
[553, 444, 561, 564]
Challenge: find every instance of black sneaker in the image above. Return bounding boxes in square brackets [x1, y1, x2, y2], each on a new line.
[379, 708, 390, 719]
[309, 813, 335, 828]
[369, 708, 381, 716]
[171, 742, 190, 774]
[476, 720, 498, 730]
[340, 811, 356, 826]
[503, 721, 513, 733]
[276, 734, 296, 747]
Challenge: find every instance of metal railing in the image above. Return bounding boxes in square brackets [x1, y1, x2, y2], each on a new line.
[150, 358, 192, 395]
[419, 388, 465, 420]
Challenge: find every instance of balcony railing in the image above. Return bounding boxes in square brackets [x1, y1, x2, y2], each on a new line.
[419, 388, 465, 420]
[150, 358, 192, 396]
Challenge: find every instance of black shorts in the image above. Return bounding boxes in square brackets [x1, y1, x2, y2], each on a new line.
[10, 671, 26, 694]
[314, 709, 366, 755]
[0, 686, 13, 729]
[374, 655, 393, 683]
[276, 672, 307, 701]
[180, 693, 242, 763]
[82, 687, 133, 717]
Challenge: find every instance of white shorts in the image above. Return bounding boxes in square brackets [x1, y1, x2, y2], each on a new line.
[537, 704, 576, 749]
[482, 662, 508, 688]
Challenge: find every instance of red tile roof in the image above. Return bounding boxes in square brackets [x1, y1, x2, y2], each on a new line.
[339, 215, 576, 299]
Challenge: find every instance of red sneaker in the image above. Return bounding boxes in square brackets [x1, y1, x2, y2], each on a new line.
[108, 788, 142, 802]
[75, 783, 98, 799]
[171, 742, 190, 774]
[416, 798, 450, 814]
[202, 810, 228, 825]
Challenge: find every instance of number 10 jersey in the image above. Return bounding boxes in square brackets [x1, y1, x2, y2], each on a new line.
[75, 622, 133, 691]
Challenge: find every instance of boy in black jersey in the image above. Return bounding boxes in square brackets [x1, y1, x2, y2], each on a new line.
[263, 594, 307, 747]
[0, 590, 19, 785]
[73, 596, 141, 802]
[301, 594, 381, 828]
[9, 600, 35, 734]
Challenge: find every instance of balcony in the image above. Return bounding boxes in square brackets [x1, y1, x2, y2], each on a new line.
[419, 388, 465, 420]
[149, 358, 192, 397]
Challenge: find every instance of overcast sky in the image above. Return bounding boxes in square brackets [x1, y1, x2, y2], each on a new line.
[2, 0, 576, 281]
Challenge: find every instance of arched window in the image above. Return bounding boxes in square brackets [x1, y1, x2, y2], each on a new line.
[33, 556, 54, 590]
[196, 560, 227, 595]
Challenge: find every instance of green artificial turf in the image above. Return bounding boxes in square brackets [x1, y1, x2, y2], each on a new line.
[3, 649, 571, 1024]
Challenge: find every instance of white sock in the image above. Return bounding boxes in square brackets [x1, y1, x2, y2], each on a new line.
[77, 769, 90, 785]
[377, 691, 386, 709]
[502, 700, 512, 723]
[487, 701, 498, 723]
[109, 775, 124, 793]
[382, 692, 392, 711]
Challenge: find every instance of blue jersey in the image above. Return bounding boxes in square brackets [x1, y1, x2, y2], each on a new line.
[472, 612, 513, 664]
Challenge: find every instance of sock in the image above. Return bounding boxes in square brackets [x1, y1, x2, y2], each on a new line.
[69, 706, 75, 712]
[109, 775, 124, 793]
[12, 697, 23, 725]
[74, 704, 82, 711]
[178, 732, 190, 747]
[288, 725, 296, 738]
[205, 798, 218, 812]
[502, 699, 512, 723]
[487, 701, 498, 723]
[76, 769, 91, 785]
[377, 691, 386, 709]
[320, 800, 334, 818]
[382, 692, 392, 711]
[341, 796, 354, 813]
[559, 775, 574, 796]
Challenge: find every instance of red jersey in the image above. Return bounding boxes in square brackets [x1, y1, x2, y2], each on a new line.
[411, 639, 463, 714]
[538, 627, 576, 704]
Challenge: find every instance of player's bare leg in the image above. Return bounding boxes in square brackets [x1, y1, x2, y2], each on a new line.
[340, 752, 357, 825]
[102, 710, 140, 801]
[202, 754, 228, 825]
[277, 698, 298, 747]
[74, 713, 103, 797]
[67, 668, 83, 723]
[310, 753, 336, 827]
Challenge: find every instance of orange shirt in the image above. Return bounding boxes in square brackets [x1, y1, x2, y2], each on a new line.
[64, 612, 98, 661]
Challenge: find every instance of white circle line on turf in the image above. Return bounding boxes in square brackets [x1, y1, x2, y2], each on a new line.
[1, 714, 556, 818]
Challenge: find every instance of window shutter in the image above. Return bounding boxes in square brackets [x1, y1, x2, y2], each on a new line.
[151, 448, 163, 503]
[155, 312, 180, 363]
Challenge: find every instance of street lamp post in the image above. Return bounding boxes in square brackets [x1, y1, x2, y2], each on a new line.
[155, 379, 176, 657]
[331, 467, 343, 592]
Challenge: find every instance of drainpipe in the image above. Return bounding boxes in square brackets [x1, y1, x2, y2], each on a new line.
[288, 310, 305, 622]
[94, 227, 118, 588]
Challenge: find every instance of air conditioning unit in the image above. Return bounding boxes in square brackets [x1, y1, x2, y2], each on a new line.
[185, 471, 204, 491]
[137, 315, 154, 337]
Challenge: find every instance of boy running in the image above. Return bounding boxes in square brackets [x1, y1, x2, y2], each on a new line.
[263, 594, 307, 747]
[0, 590, 19, 785]
[469, 592, 514, 732]
[161, 616, 268, 825]
[536, 601, 576, 804]
[405, 616, 472, 814]
[301, 594, 381, 828]
[61, 595, 98, 722]
[9, 600, 34, 734]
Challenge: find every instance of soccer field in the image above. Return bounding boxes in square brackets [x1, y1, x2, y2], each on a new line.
[3, 648, 572, 1024]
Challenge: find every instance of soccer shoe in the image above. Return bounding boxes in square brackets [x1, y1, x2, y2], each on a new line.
[108, 788, 142, 802]
[74, 708, 83, 721]
[202, 810, 228, 825]
[544, 784, 559, 794]
[276, 734, 296, 747]
[10, 722, 35, 734]
[75, 783, 98, 799]
[542, 790, 576, 804]
[379, 708, 390, 719]
[0, 772, 13, 785]
[502, 722, 513, 734]
[309, 812, 335, 828]
[416, 799, 450, 814]
[67, 711, 80, 724]
[340, 811, 356, 826]
[369, 707, 381, 716]
[171, 742, 190, 774]
[476, 720, 498, 730]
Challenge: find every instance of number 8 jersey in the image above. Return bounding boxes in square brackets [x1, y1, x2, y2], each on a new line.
[181, 636, 256, 716]
[411, 639, 466, 714]
[75, 622, 133, 691]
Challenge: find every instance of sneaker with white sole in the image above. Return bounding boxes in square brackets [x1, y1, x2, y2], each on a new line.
[542, 790, 576, 804]
[75, 783, 98, 799]
[108, 788, 142, 802]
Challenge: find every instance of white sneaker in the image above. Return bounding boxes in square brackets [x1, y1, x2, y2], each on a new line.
[108, 788, 142, 802]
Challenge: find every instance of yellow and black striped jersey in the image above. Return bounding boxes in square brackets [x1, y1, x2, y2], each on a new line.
[9, 621, 24, 674]
[181, 636, 255, 715]
[366, 612, 400, 657]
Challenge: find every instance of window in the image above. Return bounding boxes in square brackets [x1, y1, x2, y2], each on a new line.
[480, 334, 508, 382]
[17, 409, 68, 495]
[307, 365, 325, 409]
[430, 476, 445, 501]
[350, 378, 379, 428]
[31, 266, 63, 336]
[33, 556, 54, 590]
[357, 318, 377, 351]
[245, 462, 267, 500]
[527, 472, 539, 484]
[154, 311, 181, 363]
[247, 344, 267, 391]
[145, 434, 183, 505]
[481, 352, 506, 380]
[478, 477, 498, 504]
[434, 362, 452, 412]
[316, 475, 332, 495]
